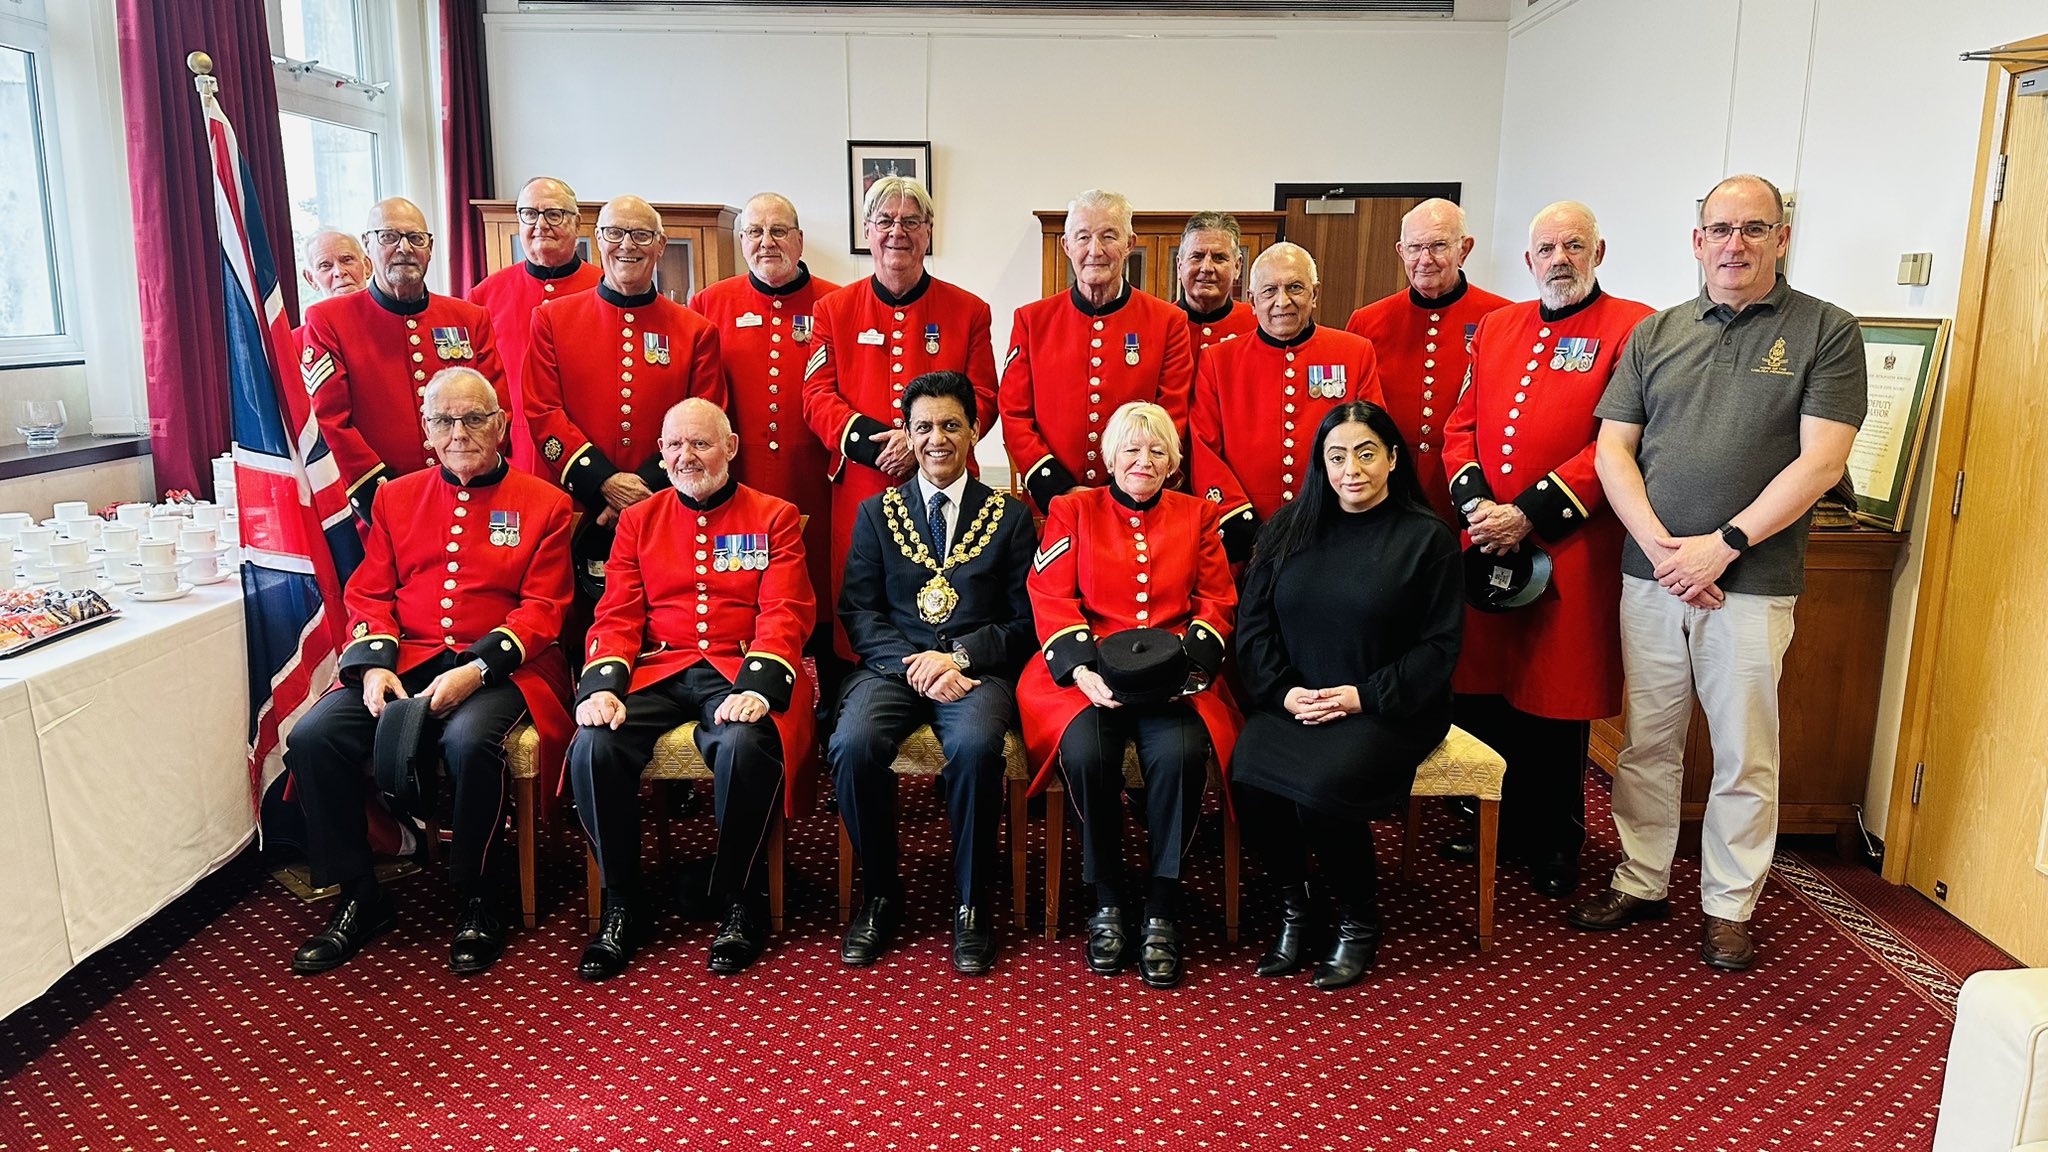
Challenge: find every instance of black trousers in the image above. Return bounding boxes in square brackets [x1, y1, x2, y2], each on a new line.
[1056, 700, 1208, 889]
[1232, 780, 1379, 920]
[568, 663, 784, 902]
[829, 669, 1015, 907]
[286, 654, 528, 897]
[1453, 693, 1589, 858]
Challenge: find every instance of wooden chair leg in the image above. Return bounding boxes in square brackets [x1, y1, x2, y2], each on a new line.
[1402, 795, 1424, 881]
[838, 816, 855, 925]
[1223, 806, 1241, 945]
[1476, 797, 1499, 953]
[767, 811, 786, 936]
[516, 777, 538, 930]
[1044, 779, 1065, 941]
[1008, 777, 1029, 930]
[585, 846, 603, 934]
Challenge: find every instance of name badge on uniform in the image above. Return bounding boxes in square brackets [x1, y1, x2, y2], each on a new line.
[489, 510, 522, 547]
[735, 312, 764, 329]
[713, 533, 769, 572]
[432, 327, 474, 361]
[1550, 336, 1600, 372]
[858, 328, 885, 346]
[1307, 365, 1348, 400]
[1124, 333, 1140, 366]
[924, 324, 940, 356]
[792, 316, 813, 343]
[643, 332, 671, 366]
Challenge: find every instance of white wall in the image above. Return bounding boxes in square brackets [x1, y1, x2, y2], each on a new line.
[482, 7, 1510, 470]
[1491, 0, 2044, 837]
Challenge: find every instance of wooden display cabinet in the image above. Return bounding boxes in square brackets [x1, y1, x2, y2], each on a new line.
[472, 200, 739, 306]
[1034, 210, 1284, 302]
[1589, 526, 1907, 856]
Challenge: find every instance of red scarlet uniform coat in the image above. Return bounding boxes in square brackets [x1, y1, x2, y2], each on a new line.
[999, 286, 1195, 514]
[1180, 300, 1257, 359]
[524, 283, 726, 512]
[575, 483, 818, 815]
[1190, 323, 1386, 561]
[336, 461, 576, 814]
[1441, 286, 1654, 720]
[1017, 486, 1242, 792]
[303, 284, 508, 522]
[1346, 275, 1513, 524]
[801, 273, 997, 655]
[690, 266, 841, 612]
[468, 258, 603, 475]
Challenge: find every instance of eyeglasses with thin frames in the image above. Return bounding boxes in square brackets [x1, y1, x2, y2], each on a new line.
[1700, 220, 1783, 242]
[516, 207, 576, 227]
[367, 229, 433, 249]
[740, 225, 797, 242]
[424, 411, 500, 434]
[596, 226, 660, 245]
[868, 215, 927, 233]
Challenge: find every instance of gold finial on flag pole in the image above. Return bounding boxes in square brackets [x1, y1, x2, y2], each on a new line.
[188, 50, 217, 98]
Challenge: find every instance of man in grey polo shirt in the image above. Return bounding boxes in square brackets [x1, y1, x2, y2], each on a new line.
[1572, 174, 1866, 971]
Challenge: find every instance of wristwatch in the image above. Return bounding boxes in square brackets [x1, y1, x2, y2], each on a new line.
[949, 646, 971, 672]
[1719, 522, 1750, 554]
[466, 657, 492, 684]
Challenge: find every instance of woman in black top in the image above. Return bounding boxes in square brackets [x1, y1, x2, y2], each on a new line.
[1230, 401, 1463, 989]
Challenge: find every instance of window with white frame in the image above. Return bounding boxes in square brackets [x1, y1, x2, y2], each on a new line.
[0, 3, 82, 366]
[268, 0, 399, 284]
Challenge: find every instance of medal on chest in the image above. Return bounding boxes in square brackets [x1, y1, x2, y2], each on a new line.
[713, 533, 768, 572]
[1550, 336, 1600, 373]
[924, 323, 941, 356]
[489, 510, 521, 547]
[882, 488, 1007, 625]
[432, 327, 473, 361]
[643, 332, 671, 366]
[1307, 364, 1348, 400]
[792, 316, 813, 343]
[1125, 333, 1140, 366]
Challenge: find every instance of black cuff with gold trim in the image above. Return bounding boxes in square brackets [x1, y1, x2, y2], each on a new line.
[734, 653, 797, 712]
[1448, 462, 1495, 525]
[1513, 471, 1590, 542]
[564, 445, 620, 511]
[576, 657, 631, 703]
[461, 627, 525, 681]
[842, 415, 895, 470]
[1043, 625, 1098, 687]
[1219, 505, 1259, 565]
[338, 633, 400, 678]
[347, 464, 390, 525]
[1182, 620, 1225, 679]
[1025, 455, 1081, 514]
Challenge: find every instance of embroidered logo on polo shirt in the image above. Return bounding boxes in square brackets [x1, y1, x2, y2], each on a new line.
[1754, 337, 1795, 376]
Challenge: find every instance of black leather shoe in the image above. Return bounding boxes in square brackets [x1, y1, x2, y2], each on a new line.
[1312, 917, 1380, 990]
[707, 899, 767, 975]
[577, 904, 637, 982]
[1085, 906, 1129, 975]
[292, 889, 395, 975]
[1255, 883, 1316, 978]
[1530, 852, 1581, 900]
[449, 896, 504, 976]
[1438, 834, 1478, 863]
[1138, 917, 1184, 989]
[841, 895, 900, 967]
[951, 905, 997, 977]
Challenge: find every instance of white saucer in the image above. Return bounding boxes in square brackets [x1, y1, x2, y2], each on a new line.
[127, 584, 193, 602]
[186, 569, 233, 586]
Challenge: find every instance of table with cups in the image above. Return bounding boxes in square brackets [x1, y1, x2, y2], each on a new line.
[0, 498, 254, 1020]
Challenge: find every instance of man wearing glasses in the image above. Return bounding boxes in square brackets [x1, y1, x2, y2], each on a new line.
[287, 367, 574, 978]
[304, 198, 508, 526]
[525, 196, 725, 616]
[1188, 242, 1385, 563]
[999, 188, 1195, 515]
[469, 177, 602, 475]
[691, 193, 841, 687]
[803, 176, 997, 660]
[1579, 175, 1865, 971]
[1346, 199, 1512, 525]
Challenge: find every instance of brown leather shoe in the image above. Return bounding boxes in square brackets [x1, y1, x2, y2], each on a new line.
[1567, 887, 1670, 931]
[1701, 915, 1756, 971]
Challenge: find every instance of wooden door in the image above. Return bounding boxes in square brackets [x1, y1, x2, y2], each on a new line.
[1889, 39, 2048, 964]
[1275, 185, 1457, 324]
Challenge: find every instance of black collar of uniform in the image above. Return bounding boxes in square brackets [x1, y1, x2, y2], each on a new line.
[1069, 282, 1132, 318]
[1110, 484, 1163, 512]
[1695, 273, 1790, 320]
[524, 256, 585, 281]
[675, 473, 739, 512]
[598, 281, 658, 309]
[871, 272, 931, 308]
[1539, 282, 1603, 324]
[370, 280, 430, 317]
[749, 263, 812, 298]
[1180, 299, 1236, 325]
[439, 456, 509, 489]
[1257, 320, 1317, 350]
[1410, 272, 1470, 310]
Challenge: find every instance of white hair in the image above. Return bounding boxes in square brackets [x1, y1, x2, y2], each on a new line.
[1102, 401, 1182, 475]
[1066, 189, 1134, 238]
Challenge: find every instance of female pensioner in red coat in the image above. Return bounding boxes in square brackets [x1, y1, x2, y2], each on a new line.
[1019, 401, 1240, 991]
[1230, 401, 1463, 990]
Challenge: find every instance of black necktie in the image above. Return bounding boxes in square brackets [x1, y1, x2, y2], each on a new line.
[928, 491, 949, 554]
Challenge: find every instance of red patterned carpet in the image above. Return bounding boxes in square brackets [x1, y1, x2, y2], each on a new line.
[0, 771, 2014, 1151]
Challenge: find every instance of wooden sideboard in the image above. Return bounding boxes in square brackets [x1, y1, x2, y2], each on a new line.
[1588, 526, 1907, 855]
[1033, 210, 1284, 301]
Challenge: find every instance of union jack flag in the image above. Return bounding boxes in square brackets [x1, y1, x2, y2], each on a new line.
[197, 69, 363, 811]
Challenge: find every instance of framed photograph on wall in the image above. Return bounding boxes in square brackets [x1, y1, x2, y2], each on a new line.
[1847, 316, 1950, 531]
[848, 140, 933, 255]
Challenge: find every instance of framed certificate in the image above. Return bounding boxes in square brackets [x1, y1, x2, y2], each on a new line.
[1848, 316, 1950, 531]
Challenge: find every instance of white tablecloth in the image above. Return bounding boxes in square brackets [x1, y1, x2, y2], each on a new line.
[0, 580, 252, 1019]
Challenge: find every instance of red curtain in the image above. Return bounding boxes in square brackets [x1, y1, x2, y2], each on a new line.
[117, 0, 299, 498]
[439, 0, 494, 296]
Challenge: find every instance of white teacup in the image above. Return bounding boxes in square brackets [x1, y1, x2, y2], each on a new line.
[190, 503, 225, 529]
[137, 539, 177, 567]
[61, 517, 102, 544]
[147, 515, 183, 543]
[0, 563, 23, 592]
[99, 524, 139, 553]
[184, 552, 220, 582]
[57, 566, 96, 592]
[179, 526, 217, 554]
[0, 512, 33, 536]
[114, 503, 152, 528]
[49, 537, 89, 566]
[17, 525, 55, 557]
[102, 556, 138, 585]
[52, 500, 90, 523]
[139, 566, 182, 596]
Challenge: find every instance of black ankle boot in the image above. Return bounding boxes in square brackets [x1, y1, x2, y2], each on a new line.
[1254, 883, 1316, 977]
[1313, 915, 1380, 990]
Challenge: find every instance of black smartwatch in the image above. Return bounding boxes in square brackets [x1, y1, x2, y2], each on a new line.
[1719, 523, 1750, 554]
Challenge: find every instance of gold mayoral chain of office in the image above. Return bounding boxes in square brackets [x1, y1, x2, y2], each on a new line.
[882, 486, 1007, 624]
